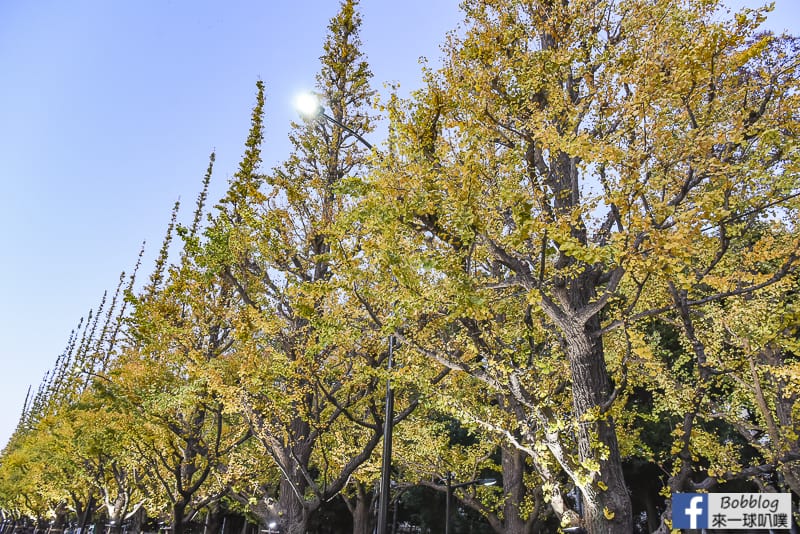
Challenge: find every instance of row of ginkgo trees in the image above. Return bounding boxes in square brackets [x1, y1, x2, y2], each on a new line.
[2, 1, 800, 533]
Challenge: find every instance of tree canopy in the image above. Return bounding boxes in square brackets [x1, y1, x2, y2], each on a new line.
[1, 1, 798, 533]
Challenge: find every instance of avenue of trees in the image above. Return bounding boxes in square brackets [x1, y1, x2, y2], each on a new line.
[1, 1, 798, 533]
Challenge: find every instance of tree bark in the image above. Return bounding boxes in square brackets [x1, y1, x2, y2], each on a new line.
[277, 475, 310, 534]
[527, 98, 632, 531]
[350, 496, 373, 534]
[346, 482, 376, 534]
[563, 317, 632, 534]
[127, 507, 145, 534]
[75, 494, 94, 534]
[544, 255, 632, 534]
[172, 501, 187, 534]
[47, 504, 68, 534]
[498, 446, 537, 534]
[203, 502, 224, 534]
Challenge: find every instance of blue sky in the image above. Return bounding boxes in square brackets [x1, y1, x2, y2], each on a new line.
[0, 0, 463, 447]
[0, 1, 797, 448]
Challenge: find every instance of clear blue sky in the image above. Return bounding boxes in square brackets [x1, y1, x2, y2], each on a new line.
[0, 0, 463, 448]
[0, 1, 796, 448]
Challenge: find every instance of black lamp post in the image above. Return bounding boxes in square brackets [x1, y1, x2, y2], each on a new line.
[375, 334, 395, 534]
[444, 474, 497, 534]
[295, 93, 392, 534]
[294, 93, 373, 149]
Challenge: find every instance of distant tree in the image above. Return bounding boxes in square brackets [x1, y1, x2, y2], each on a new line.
[0, 264, 138, 529]
[109, 174, 250, 534]
[201, 3, 417, 533]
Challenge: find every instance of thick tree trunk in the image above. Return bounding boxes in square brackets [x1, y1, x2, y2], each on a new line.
[238, 493, 280, 532]
[532, 124, 632, 533]
[351, 502, 372, 534]
[172, 502, 187, 534]
[270, 417, 319, 534]
[500, 447, 533, 534]
[203, 502, 224, 534]
[644, 492, 659, 534]
[564, 316, 632, 534]
[106, 491, 130, 534]
[127, 507, 145, 534]
[349, 483, 375, 534]
[277, 477, 310, 534]
[47, 505, 67, 534]
[76, 494, 94, 534]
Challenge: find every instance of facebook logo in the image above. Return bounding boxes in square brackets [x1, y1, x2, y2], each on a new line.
[673, 493, 708, 529]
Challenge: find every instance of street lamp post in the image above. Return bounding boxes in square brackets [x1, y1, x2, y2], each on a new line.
[376, 335, 395, 534]
[295, 93, 392, 534]
[293, 93, 373, 149]
[444, 474, 497, 534]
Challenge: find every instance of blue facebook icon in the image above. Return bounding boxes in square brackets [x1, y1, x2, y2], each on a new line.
[672, 493, 708, 529]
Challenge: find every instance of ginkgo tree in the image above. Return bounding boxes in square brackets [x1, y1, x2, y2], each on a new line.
[0, 263, 141, 532]
[705, 274, 800, 495]
[2, 1, 798, 533]
[398, 388, 561, 534]
[108, 179, 251, 534]
[199, 2, 422, 532]
[358, 0, 799, 532]
[630, 242, 800, 532]
[610, 218, 800, 532]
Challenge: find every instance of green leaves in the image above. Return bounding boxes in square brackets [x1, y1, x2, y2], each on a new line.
[2, 2, 798, 532]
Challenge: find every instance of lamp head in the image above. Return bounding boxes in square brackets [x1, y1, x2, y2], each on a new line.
[477, 478, 497, 486]
[294, 92, 323, 119]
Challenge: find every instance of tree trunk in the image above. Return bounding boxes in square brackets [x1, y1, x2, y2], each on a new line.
[563, 311, 632, 534]
[106, 491, 130, 534]
[172, 502, 187, 534]
[203, 502, 224, 534]
[534, 126, 632, 533]
[500, 446, 533, 534]
[644, 492, 659, 534]
[127, 507, 145, 534]
[73, 493, 94, 534]
[773, 350, 800, 496]
[350, 483, 375, 534]
[47, 504, 68, 534]
[238, 493, 280, 532]
[277, 476, 310, 534]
